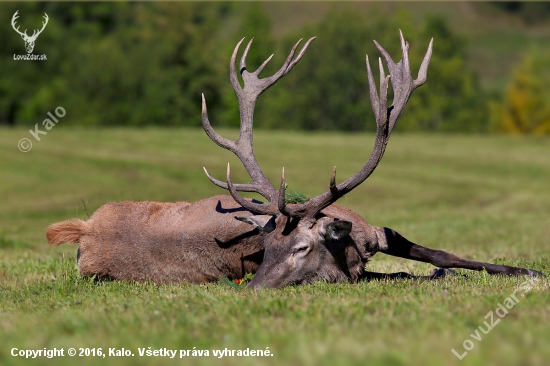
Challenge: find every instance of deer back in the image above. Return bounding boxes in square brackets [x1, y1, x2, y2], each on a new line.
[67, 195, 267, 283]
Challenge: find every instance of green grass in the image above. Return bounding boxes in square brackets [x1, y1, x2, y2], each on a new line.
[0, 127, 549, 366]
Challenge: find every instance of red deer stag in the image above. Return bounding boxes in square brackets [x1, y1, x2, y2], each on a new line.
[47, 31, 543, 288]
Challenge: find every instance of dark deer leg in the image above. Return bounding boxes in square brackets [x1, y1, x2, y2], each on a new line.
[361, 268, 454, 281]
[378, 227, 544, 277]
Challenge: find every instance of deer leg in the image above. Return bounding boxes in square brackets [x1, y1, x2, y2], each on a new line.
[377, 227, 544, 277]
[361, 268, 455, 281]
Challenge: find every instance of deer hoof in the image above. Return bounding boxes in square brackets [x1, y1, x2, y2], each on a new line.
[430, 268, 456, 278]
[528, 269, 545, 277]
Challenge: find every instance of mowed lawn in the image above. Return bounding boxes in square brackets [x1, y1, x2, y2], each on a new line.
[0, 127, 549, 366]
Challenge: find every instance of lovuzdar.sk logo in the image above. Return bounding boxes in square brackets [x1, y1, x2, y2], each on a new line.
[11, 10, 48, 61]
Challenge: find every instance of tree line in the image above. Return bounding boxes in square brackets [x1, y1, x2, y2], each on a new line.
[1, 2, 548, 134]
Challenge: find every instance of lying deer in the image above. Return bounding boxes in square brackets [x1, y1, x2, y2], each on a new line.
[47, 31, 543, 288]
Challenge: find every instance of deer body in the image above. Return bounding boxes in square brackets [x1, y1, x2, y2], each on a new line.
[47, 31, 543, 288]
[48, 196, 266, 283]
[47, 195, 383, 284]
[48, 193, 539, 287]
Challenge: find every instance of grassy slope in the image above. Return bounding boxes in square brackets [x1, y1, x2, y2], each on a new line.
[0, 128, 549, 366]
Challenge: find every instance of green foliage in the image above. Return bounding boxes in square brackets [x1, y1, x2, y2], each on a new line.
[257, 8, 488, 132]
[0, 2, 232, 127]
[490, 49, 550, 134]
[0, 2, 520, 133]
[489, 2, 550, 24]
[284, 186, 310, 204]
[219, 273, 255, 290]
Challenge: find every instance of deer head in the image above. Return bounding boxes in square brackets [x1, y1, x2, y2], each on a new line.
[11, 11, 49, 54]
[202, 31, 432, 288]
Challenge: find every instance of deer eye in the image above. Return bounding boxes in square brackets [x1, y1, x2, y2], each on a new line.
[293, 245, 310, 255]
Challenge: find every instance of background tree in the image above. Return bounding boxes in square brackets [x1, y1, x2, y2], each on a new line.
[256, 8, 488, 132]
[0, 2, 232, 127]
[6, 2, 533, 133]
[488, 2, 550, 24]
[490, 49, 550, 134]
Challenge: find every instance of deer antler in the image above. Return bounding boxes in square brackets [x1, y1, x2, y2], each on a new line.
[11, 11, 28, 38]
[282, 30, 433, 220]
[203, 31, 431, 220]
[31, 13, 49, 39]
[11, 11, 48, 40]
[202, 37, 316, 215]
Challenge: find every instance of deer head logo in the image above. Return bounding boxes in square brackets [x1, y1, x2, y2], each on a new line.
[11, 10, 49, 54]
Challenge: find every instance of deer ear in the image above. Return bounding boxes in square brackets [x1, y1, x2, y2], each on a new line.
[319, 219, 352, 241]
[235, 215, 276, 233]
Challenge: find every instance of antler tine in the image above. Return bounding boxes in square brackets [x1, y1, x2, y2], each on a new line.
[275, 167, 309, 218]
[286, 30, 431, 220]
[368, 55, 391, 137]
[415, 37, 433, 87]
[201, 93, 236, 152]
[366, 55, 390, 132]
[378, 57, 386, 95]
[277, 167, 289, 215]
[329, 166, 338, 195]
[285, 37, 317, 75]
[259, 37, 317, 89]
[226, 164, 279, 215]
[255, 54, 275, 77]
[240, 38, 275, 78]
[38, 13, 49, 34]
[240, 38, 254, 72]
[399, 30, 411, 80]
[203, 167, 266, 194]
[230, 38, 246, 94]
[11, 10, 18, 25]
[373, 39, 397, 69]
[11, 10, 27, 37]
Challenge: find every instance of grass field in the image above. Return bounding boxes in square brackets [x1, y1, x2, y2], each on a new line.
[0, 127, 549, 366]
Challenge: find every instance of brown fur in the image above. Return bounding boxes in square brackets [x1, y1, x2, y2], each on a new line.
[46, 219, 87, 246]
[244, 209, 376, 288]
[45, 195, 384, 285]
[47, 196, 270, 283]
